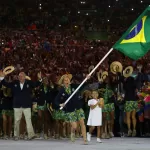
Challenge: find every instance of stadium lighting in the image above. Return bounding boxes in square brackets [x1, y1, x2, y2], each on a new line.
[78, 11, 80, 14]
[131, 8, 134, 11]
[108, 5, 111, 8]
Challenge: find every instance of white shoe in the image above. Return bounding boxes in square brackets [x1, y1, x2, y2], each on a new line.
[97, 138, 102, 143]
[87, 132, 91, 142]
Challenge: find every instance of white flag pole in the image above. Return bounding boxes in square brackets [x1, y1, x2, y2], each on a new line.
[60, 48, 114, 110]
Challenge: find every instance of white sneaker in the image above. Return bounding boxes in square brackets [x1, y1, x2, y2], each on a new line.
[97, 138, 102, 143]
[87, 132, 91, 142]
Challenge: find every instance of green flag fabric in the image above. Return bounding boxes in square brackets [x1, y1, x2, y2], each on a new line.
[113, 6, 150, 60]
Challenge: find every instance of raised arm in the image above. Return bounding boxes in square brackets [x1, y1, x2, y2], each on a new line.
[0, 71, 13, 89]
[29, 72, 42, 88]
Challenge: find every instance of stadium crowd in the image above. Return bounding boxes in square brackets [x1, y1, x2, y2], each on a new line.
[0, 0, 150, 142]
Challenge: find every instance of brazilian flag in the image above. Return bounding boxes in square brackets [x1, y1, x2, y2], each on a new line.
[113, 6, 150, 60]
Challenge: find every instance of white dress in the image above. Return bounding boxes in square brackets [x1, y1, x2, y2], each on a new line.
[87, 99, 102, 126]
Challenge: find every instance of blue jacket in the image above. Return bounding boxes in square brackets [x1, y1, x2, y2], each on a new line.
[54, 84, 84, 112]
[1, 79, 41, 108]
[35, 84, 52, 106]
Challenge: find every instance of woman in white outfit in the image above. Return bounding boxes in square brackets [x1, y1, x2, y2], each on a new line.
[87, 90, 104, 143]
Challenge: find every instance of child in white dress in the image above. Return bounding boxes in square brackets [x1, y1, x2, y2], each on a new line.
[87, 90, 104, 143]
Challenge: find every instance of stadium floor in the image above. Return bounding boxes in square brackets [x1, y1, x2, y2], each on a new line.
[0, 137, 149, 150]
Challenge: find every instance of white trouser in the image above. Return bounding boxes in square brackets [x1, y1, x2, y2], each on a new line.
[14, 108, 35, 138]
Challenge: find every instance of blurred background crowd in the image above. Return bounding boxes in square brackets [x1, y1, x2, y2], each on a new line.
[0, 0, 150, 81]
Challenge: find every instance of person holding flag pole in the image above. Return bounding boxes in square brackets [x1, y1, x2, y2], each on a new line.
[54, 74, 90, 144]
